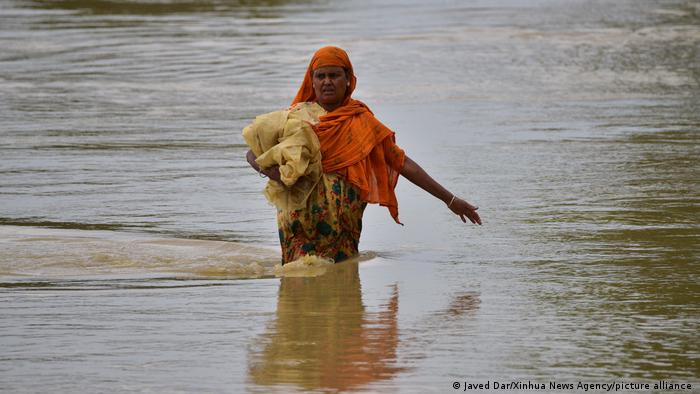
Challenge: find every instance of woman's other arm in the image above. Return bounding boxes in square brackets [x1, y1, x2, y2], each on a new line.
[246, 150, 282, 183]
[400, 156, 482, 225]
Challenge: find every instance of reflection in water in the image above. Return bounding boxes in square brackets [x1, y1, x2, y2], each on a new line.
[249, 262, 483, 391]
[248, 262, 403, 392]
[441, 292, 481, 319]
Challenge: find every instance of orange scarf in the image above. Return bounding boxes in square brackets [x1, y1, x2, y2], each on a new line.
[292, 46, 405, 224]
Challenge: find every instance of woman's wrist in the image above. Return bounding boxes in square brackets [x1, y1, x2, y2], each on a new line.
[246, 150, 260, 171]
[446, 194, 457, 208]
[440, 190, 454, 205]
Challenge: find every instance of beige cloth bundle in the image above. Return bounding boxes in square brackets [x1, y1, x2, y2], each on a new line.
[242, 102, 325, 210]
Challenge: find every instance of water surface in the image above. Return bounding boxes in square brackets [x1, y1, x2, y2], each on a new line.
[1, 0, 698, 392]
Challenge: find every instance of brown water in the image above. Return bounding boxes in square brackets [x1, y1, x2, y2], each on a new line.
[1, 0, 699, 392]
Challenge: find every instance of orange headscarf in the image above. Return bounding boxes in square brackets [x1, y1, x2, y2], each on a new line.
[292, 46, 405, 224]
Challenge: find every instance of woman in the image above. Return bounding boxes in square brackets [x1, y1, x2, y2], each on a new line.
[246, 46, 481, 264]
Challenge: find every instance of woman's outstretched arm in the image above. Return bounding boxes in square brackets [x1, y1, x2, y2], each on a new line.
[400, 156, 482, 225]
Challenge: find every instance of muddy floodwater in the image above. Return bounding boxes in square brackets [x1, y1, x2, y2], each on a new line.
[1, 0, 698, 392]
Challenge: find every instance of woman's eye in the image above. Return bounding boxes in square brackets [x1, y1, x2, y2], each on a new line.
[313, 72, 342, 80]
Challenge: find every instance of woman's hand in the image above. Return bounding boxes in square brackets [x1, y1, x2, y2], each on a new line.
[448, 197, 482, 225]
[262, 165, 282, 183]
[246, 150, 283, 184]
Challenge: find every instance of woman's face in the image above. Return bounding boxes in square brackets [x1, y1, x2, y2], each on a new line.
[312, 66, 348, 110]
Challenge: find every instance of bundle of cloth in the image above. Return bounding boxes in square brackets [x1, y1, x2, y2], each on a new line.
[242, 102, 325, 211]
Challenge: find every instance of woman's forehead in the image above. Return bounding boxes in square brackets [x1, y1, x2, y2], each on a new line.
[313, 66, 345, 75]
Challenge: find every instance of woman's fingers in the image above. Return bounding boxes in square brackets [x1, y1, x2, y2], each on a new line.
[463, 203, 481, 225]
[264, 166, 282, 183]
[471, 211, 482, 225]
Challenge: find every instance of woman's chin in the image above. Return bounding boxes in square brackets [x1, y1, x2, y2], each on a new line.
[317, 99, 342, 110]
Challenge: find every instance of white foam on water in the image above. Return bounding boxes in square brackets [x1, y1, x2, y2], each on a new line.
[0, 225, 281, 280]
[273, 255, 335, 278]
[273, 250, 383, 278]
[0, 226, 384, 281]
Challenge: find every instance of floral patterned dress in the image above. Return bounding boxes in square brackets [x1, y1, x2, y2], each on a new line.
[277, 173, 367, 264]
